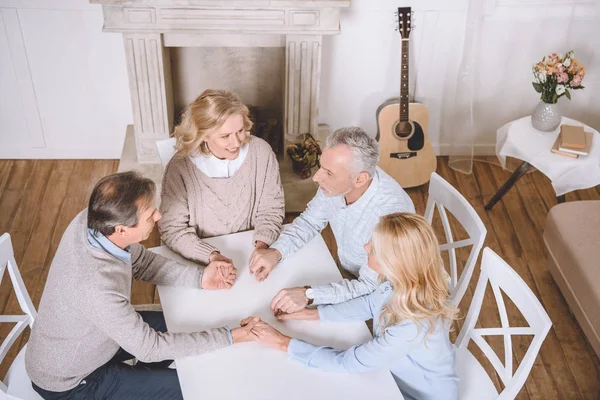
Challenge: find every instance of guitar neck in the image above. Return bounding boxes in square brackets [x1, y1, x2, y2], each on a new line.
[400, 39, 409, 122]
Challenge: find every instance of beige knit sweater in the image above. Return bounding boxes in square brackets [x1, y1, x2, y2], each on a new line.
[159, 136, 285, 264]
[25, 210, 231, 392]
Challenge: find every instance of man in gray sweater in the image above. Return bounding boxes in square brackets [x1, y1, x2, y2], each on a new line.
[25, 171, 258, 400]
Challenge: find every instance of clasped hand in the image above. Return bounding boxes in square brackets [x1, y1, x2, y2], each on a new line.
[248, 247, 282, 282]
[201, 252, 237, 290]
[233, 309, 320, 351]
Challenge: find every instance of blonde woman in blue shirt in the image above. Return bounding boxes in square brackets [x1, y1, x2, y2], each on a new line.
[243, 212, 459, 400]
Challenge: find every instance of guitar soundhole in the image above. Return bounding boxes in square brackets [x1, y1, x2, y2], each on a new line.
[394, 121, 413, 139]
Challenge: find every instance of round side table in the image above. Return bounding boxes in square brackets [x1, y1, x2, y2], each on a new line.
[485, 116, 600, 210]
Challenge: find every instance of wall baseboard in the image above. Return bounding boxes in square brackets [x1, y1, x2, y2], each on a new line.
[0, 143, 497, 160]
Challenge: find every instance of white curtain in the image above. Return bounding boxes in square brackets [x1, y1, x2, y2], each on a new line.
[445, 0, 600, 174]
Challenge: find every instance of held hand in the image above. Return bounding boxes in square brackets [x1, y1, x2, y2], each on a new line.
[209, 251, 232, 264]
[250, 321, 291, 352]
[231, 316, 261, 344]
[276, 308, 320, 321]
[248, 248, 282, 282]
[254, 240, 269, 250]
[201, 260, 237, 290]
[270, 287, 309, 314]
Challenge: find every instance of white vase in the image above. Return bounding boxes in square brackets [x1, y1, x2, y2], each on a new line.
[531, 101, 561, 131]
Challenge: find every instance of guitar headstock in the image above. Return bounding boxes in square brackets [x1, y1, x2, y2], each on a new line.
[395, 7, 413, 39]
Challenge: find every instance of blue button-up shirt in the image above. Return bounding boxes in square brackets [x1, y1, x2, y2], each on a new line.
[87, 229, 132, 263]
[287, 282, 459, 400]
[271, 167, 414, 305]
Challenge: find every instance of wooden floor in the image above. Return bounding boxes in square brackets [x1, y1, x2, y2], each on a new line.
[0, 157, 599, 399]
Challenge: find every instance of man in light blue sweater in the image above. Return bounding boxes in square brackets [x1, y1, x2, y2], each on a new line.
[249, 127, 415, 313]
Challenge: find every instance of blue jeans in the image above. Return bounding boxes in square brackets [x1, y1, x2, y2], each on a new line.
[31, 311, 183, 400]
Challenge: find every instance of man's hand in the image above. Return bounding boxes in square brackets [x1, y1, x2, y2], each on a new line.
[270, 287, 309, 314]
[248, 248, 282, 282]
[231, 316, 261, 344]
[276, 308, 320, 321]
[250, 320, 291, 352]
[201, 260, 237, 290]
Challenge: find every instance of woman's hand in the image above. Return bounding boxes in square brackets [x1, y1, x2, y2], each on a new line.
[209, 251, 233, 264]
[255, 240, 269, 250]
[275, 308, 320, 321]
[231, 316, 261, 343]
[250, 321, 291, 352]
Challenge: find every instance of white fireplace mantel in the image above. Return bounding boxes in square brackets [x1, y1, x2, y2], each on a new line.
[92, 0, 351, 164]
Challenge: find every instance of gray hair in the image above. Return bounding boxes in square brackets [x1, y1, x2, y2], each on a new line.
[325, 126, 380, 177]
[87, 171, 156, 236]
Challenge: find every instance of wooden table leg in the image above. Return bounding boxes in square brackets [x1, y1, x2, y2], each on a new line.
[556, 194, 566, 204]
[485, 161, 534, 210]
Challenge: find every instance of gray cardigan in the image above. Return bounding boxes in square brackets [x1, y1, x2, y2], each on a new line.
[25, 210, 230, 392]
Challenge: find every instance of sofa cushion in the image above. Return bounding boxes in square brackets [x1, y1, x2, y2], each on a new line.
[544, 200, 600, 338]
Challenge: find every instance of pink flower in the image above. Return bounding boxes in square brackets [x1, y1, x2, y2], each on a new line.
[571, 75, 582, 86]
[557, 72, 569, 83]
[558, 64, 566, 73]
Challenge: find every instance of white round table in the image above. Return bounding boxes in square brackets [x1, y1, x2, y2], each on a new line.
[485, 116, 600, 210]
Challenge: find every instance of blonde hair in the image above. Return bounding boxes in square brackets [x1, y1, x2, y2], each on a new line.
[373, 213, 458, 337]
[174, 89, 253, 157]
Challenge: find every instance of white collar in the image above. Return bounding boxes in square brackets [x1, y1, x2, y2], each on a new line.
[190, 143, 249, 178]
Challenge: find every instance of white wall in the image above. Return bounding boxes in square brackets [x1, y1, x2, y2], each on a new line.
[321, 1, 463, 142]
[320, 0, 600, 154]
[1, 0, 598, 159]
[0, 0, 131, 158]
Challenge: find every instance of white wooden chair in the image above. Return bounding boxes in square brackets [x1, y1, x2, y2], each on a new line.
[424, 172, 487, 306]
[156, 138, 177, 169]
[455, 248, 552, 399]
[0, 233, 42, 399]
[150, 138, 176, 310]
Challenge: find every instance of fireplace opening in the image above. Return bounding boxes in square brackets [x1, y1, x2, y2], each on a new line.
[171, 46, 285, 156]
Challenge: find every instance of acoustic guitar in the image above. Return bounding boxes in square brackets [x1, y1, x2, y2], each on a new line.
[376, 6, 436, 188]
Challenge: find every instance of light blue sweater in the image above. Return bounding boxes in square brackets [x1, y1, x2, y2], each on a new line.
[287, 282, 459, 400]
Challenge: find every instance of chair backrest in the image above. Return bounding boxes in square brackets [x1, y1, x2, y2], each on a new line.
[455, 248, 552, 400]
[156, 138, 177, 169]
[0, 233, 37, 394]
[424, 172, 487, 306]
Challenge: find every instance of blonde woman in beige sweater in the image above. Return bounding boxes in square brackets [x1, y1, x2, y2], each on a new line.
[159, 89, 285, 268]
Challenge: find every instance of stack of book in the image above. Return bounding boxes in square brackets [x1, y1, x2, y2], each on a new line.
[551, 125, 593, 159]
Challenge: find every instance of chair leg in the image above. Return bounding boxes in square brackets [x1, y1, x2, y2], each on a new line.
[133, 303, 163, 312]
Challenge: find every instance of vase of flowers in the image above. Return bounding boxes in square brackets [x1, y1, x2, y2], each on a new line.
[531, 50, 585, 131]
